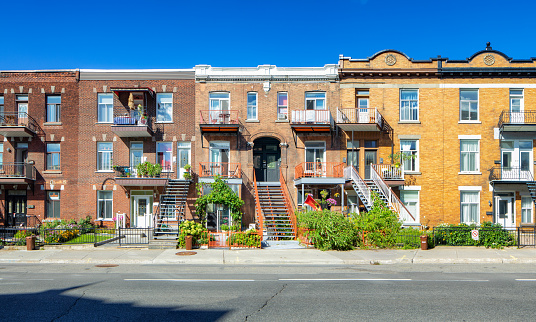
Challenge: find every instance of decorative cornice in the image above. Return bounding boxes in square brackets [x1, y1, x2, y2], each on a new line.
[339, 68, 439, 78]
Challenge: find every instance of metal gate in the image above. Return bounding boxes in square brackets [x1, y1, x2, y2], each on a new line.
[118, 228, 152, 246]
[517, 227, 536, 247]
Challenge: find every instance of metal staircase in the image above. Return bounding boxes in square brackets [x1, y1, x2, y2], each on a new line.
[527, 182, 536, 208]
[255, 183, 295, 240]
[154, 179, 190, 238]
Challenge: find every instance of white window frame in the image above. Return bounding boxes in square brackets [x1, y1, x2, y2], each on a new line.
[46, 95, 61, 123]
[157, 142, 173, 172]
[522, 196, 533, 224]
[510, 89, 524, 112]
[97, 142, 113, 171]
[400, 139, 419, 172]
[0, 142, 3, 170]
[400, 89, 418, 121]
[46, 143, 61, 171]
[277, 92, 288, 120]
[209, 92, 230, 110]
[459, 188, 481, 224]
[97, 191, 113, 220]
[304, 141, 326, 163]
[459, 89, 479, 122]
[156, 93, 173, 123]
[400, 187, 420, 224]
[460, 139, 480, 173]
[97, 93, 113, 123]
[247, 92, 258, 120]
[305, 92, 326, 110]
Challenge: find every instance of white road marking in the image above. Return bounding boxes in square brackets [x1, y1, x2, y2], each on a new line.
[279, 278, 412, 281]
[415, 280, 489, 282]
[515, 279, 536, 281]
[125, 279, 256, 282]
[11, 279, 55, 281]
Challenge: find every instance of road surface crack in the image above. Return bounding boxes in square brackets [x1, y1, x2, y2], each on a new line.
[51, 289, 87, 321]
[245, 284, 287, 321]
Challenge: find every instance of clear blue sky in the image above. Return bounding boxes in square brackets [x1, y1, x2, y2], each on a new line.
[0, 0, 532, 69]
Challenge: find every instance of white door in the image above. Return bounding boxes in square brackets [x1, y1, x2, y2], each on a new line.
[501, 147, 514, 180]
[495, 196, 515, 228]
[130, 142, 143, 177]
[358, 98, 370, 123]
[177, 142, 191, 179]
[133, 196, 152, 228]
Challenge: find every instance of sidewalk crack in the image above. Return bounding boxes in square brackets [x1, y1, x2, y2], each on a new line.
[244, 284, 287, 321]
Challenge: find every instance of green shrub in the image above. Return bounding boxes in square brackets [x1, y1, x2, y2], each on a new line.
[297, 209, 357, 251]
[14, 230, 33, 245]
[352, 194, 402, 248]
[434, 222, 515, 248]
[228, 229, 261, 248]
[177, 220, 206, 248]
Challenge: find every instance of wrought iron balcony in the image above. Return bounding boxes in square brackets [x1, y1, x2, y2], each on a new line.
[290, 110, 332, 132]
[111, 111, 153, 137]
[294, 162, 345, 179]
[337, 108, 383, 131]
[489, 166, 533, 182]
[0, 162, 36, 183]
[198, 162, 241, 178]
[0, 112, 39, 137]
[498, 110, 536, 131]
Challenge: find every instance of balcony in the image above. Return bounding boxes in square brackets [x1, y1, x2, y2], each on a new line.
[337, 108, 383, 131]
[489, 166, 533, 182]
[0, 113, 38, 137]
[113, 165, 170, 186]
[371, 164, 405, 185]
[0, 163, 37, 184]
[294, 162, 345, 185]
[498, 110, 536, 132]
[111, 111, 153, 137]
[290, 110, 332, 132]
[199, 110, 239, 133]
[198, 162, 241, 179]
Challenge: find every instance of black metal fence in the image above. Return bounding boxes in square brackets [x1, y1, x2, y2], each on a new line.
[517, 227, 536, 247]
[118, 228, 151, 246]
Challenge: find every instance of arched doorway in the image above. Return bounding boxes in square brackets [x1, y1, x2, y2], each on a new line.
[253, 137, 281, 182]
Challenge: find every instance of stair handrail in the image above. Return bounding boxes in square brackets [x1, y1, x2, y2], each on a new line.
[253, 171, 264, 240]
[280, 168, 297, 239]
[370, 165, 416, 222]
[344, 165, 372, 207]
[154, 167, 174, 230]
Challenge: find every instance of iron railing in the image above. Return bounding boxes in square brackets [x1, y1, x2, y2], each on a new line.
[291, 110, 332, 124]
[198, 162, 241, 178]
[517, 226, 536, 247]
[118, 227, 151, 245]
[253, 171, 264, 239]
[498, 110, 536, 128]
[0, 227, 117, 246]
[294, 162, 345, 179]
[280, 169, 297, 240]
[489, 166, 533, 181]
[0, 112, 39, 132]
[113, 165, 171, 178]
[199, 110, 239, 124]
[370, 165, 416, 222]
[372, 164, 404, 180]
[0, 162, 37, 180]
[337, 108, 383, 128]
[344, 165, 372, 209]
[113, 111, 152, 128]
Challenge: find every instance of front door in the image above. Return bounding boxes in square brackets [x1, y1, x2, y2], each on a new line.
[130, 142, 143, 177]
[253, 138, 281, 182]
[132, 196, 152, 228]
[177, 142, 191, 180]
[364, 150, 377, 179]
[495, 195, 515, 228]
[15, 143, 28, 176]
[6, 190, 27, 227]
[210, 142, 230, 176]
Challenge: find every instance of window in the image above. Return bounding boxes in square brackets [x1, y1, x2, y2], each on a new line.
[305, 92, 326, 110]
[46, 191, 60, 219]
[305, 142, 325, 163]
[46, 95, 61, 122]
[522, 196, 533, 224]
[157, 142, 173, 171]
[347, 139, 359, 170]
[157, 93, 173, 122]
[401, 190, 419, 223]
[209, 92, 230, 110]
[97, 142, 113, 171]
[98, 93, 113, 123]
[16, 95, 28, 122]
[460, 191, 479, 224]
[460, 139, 479, 172]
[0, 96, 4, 117]
[97, 191, 113, 220]
[400, 140, 418, 172]
[277, 92, 288, 120]
[400, 89, 418, 121]
[0, 143, 3, 170]
[46, 143, 60, 170]
[247, 92, 257, 120]
[460, 89, 478, 121]
[364, 140, 377, 148]
[510, 89, 523, 112]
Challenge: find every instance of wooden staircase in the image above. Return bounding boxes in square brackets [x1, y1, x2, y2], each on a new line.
[256, 183, 295, 240]
[154, 179, 190, 238]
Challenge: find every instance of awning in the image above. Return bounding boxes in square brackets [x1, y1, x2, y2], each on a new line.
[110, 87, 155, 97]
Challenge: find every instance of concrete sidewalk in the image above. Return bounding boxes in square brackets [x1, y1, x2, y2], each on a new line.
[1, 246, 536, 265]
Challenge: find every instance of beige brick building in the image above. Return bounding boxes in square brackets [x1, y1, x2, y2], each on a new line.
[339, 43, 536, 228]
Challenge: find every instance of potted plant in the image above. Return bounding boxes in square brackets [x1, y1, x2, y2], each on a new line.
[154, 163, 162, 177]
[389, 152, 416, 168]
[136, 161, 150, 177]
[183, 164, 192, 180]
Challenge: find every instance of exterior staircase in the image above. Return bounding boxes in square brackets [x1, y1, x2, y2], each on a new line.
[527, 182, 536, 207]
[154, 179, 190, 238]
[255, 183, 295, 240]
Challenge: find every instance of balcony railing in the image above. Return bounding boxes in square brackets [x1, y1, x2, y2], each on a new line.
[489, 166, 533, 181]
[0, 112, 39, 132]
[113, 111, 151, 126]
[199, 162, 241, 178]
[199, 110, 239, 125]
[337, 108, 383, 128]
[113, 165, 171, 178]
[371, 164, 404, 180]
[499, 110, 536, 127]
[291, 110, 332, 124]
[0, 162, 37, 180]
[294, 162, 345, 179]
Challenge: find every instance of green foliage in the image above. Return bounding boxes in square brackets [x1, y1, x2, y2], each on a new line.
[297, 209, 357, 251]
[194, 177, 244, 226]
[352, 194, 402, 248]
[228, 229, 261, 248]
[14, 230, 33, 245]
[177, 220, 206, 248]
[136, 162, 162, 177]
[389, 151, 416, 167]
[220, 224, 229, 231]
[434, 222, 515, 248]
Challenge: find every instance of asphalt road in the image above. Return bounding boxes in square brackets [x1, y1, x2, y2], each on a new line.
[1, 264, 536, 321]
